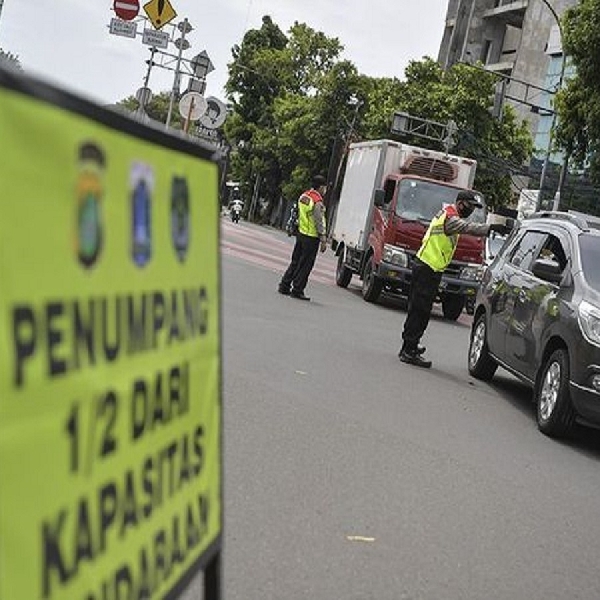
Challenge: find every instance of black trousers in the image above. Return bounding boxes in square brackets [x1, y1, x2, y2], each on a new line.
[280, 233, 320, 294]
[402, 258, 442, 352]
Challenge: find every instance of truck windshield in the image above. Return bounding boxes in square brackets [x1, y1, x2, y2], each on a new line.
[395, 179, 486, 224]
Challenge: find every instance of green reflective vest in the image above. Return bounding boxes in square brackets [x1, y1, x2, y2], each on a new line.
[298, 189, 324, 237]
[417, 208, 458, 272]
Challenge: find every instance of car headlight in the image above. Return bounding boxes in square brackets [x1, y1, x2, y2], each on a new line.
[461, 264, 484, 282]
[578, 300, 600, 347]
[382, 244, 408, 268]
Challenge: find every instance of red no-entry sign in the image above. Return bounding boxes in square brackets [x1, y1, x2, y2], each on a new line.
[114, 0, 140, 21]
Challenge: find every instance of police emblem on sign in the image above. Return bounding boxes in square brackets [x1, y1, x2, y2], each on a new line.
[130, 163, 154, 267]
[76, 142, 105, 268]
[171, 176, 190, 262]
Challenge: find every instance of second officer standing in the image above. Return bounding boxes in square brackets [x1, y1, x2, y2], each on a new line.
[278, 175, 328, 301]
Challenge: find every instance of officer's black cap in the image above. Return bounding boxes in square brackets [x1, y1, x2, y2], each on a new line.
[456, 190, 483, 208]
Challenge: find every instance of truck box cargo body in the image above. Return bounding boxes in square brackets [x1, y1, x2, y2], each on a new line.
[331, 139, 486, 320]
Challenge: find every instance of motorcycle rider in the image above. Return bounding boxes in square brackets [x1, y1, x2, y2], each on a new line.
[229, 197, 243, 223]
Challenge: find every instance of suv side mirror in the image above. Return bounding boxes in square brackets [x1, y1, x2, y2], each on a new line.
[373, 188, 385, 208]
[532, 258, 563, 285]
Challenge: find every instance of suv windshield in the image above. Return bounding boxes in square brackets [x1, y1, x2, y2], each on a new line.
[579, 233, 600, 292]
[395, 179, 486, 224]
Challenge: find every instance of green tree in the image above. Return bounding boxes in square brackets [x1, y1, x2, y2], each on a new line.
[360, 76, 405, 139]
[117, 91, 183, 129]
[380, 58, 533, 209]
[273, 60, 366, 203]
[554, 0, 600, 183]
[225, 20, 533, 220]
[284, 22, 343, 94]
[224, 17, 349, 221]
[0, 48, 23, 71]
[224, 16, 289, 219]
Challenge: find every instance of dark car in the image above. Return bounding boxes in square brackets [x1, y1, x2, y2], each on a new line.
[468, 211, 600, 437]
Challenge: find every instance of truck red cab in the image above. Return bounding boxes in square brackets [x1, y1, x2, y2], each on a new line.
[331, 140, 486, 320]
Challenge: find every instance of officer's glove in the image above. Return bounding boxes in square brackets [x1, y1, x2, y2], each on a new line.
[489, 222, 509, 236]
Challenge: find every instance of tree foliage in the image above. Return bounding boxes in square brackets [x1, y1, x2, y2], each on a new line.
[224, 17, 356, 219]
[117, 91, 183, 129]
[555, 0, 600, 182]
[384, 58, 533, 209]
[224, 17, 533, 218]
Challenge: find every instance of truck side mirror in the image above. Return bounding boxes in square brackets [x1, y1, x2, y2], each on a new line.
[373, 189, 385, 208]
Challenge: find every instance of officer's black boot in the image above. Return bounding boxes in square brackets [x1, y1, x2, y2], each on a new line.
[399, 346, 432, 369]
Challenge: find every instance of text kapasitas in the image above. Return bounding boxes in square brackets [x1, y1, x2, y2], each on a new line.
[42, 424, 205, 598]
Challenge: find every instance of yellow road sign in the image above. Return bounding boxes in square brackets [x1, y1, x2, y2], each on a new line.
[143, 0, 177, 30]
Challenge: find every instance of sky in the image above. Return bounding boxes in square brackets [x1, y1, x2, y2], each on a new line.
[0, 0, 449, 106]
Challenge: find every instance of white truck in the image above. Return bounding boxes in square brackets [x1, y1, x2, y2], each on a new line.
[330, 139, 487, 320]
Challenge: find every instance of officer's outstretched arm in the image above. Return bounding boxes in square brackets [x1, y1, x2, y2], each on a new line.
[445, 215, 491, 237]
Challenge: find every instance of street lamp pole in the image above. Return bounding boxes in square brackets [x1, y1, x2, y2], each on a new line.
[347, 97, 362, 141]
[325, 96, 363, 234]
[336, 97, 362, 172]
[536, 0, 567, 210]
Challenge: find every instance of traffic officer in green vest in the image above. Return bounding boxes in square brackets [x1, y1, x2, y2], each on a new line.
[278, 175, 328, 301]
[400, 190, 513, 368]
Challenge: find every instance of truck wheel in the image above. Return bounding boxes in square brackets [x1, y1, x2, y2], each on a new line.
[361, 256, 382, 303]
[536, 348, 576, 438]
[468, 313, 497, 381]
[442, 295, 465, 321]
[335, 252, 352, 288]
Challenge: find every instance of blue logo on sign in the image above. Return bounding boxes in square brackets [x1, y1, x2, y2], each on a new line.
[130, 163, 153, 267]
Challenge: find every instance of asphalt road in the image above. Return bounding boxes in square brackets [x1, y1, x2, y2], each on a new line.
[184, 220, 600, 600]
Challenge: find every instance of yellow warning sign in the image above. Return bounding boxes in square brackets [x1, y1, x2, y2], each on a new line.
[143, 0, 177, 30]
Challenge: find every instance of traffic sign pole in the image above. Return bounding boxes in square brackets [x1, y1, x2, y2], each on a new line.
[165, 18, 191, 129]
[143, 46, 156, 88]
[184, 97, 195, 133]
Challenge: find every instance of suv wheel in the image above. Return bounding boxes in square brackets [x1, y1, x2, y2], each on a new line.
[536, 348, 576, 438]
[468, 313, 498, 380]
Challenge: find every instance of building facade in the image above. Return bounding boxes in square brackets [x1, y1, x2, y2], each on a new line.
[437, 0, 575, 182]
